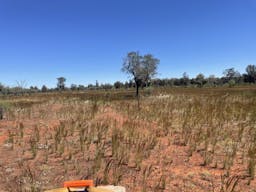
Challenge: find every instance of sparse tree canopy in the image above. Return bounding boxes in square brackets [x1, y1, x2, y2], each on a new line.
[70, 84, 78, 91]
[122, 51, 159, 96]
[142, 54, 159, 85]
[223, 68, 240, 80]
[57, 77, 66, 90]
[114, 81, 123, 89]
[207, 75, 217, 86]
[41, 85, 48, 92]
[246, 64, 256, 83]
[195, 73, 205, 87]
[182, 72, 190, 86]
[246, 64, 256, 76]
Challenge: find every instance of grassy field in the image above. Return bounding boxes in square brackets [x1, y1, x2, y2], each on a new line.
[0, 87, 256, 191]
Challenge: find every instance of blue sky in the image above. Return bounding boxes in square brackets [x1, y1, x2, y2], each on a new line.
[0, 0, 256, 88]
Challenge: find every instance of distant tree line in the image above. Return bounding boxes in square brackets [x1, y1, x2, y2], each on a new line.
[0, 64, 256, 96]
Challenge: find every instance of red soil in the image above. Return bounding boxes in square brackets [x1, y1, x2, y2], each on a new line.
[0, 103, 255, 192]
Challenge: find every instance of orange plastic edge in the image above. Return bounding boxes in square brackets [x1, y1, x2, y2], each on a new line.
[63, 180, 94, 187]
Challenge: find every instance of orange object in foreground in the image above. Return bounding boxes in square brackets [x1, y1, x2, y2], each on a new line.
[64, 180, 94, 188]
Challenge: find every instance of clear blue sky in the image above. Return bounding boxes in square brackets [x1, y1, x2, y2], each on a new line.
[0, 0, 256, 88]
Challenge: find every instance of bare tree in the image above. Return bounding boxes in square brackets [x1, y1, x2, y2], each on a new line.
[15, 80, 27, 95]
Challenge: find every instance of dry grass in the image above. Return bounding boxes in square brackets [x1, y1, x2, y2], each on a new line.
[0, 87, 256, 191]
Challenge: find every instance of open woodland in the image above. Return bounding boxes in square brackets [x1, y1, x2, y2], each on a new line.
[0, 87, 256, 191]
